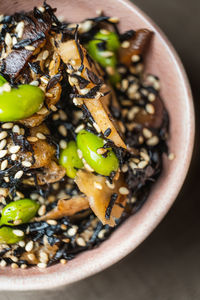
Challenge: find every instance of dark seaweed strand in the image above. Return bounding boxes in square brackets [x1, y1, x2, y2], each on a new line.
[74, 25, 84, 73]
[105, 193, 118, 220]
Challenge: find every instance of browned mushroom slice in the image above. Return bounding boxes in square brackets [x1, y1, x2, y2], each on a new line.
[36, 195, 89, 221]
[75, 170, 127, 227]
[56, 39, 127, 149]
[36, 161, 65, 185]
[119, 29, 153, 66]
[1, 10, 52, 79]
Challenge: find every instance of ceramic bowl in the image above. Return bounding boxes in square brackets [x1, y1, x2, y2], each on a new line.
[0, 0, 194, 291]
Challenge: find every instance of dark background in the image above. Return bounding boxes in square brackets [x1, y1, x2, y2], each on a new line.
[2, 0, 200, 299]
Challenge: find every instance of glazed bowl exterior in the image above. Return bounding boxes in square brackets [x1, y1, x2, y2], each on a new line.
[0, 0, 194, 291]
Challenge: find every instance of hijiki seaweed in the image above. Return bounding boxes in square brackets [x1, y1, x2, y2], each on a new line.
[0, 3, 169, 269]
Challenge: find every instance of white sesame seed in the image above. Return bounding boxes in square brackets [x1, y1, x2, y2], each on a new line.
[0, 131, 7, 140]
[11, 154, 17, 161]
[29, 80, 39, 86]
[1, 160, 8, 171]
[76, 237, 86, 247]
[0, 139, 6, 150]
[13, 229, 24, 237]
[0, 150, 7, 158]
[2, 122, 13, 129]
[18, 241, 25, 247]
[146, 103, 155, 114]
[27, 253, 36, 261]
[16, 21, 24, 36]
[68, 226, 78, 236]
[119, 187, 129, 195]
[5, 32, 12, 46]
[140, 152, 150, 162]
[129, 161, 137, 170]
[73, 98, 83, 106]
[121, 40, 130, 48]
[146, 136, 159, 146]
[25, 45, 35, 51]
[38, 205, 46, 216]
[46, 219, 57, 225]
[12, 125, 20, 134]
[100, 51, 114, 57]
[75, 124, 85, 133]
[105, 180, 115, 189]
[9, 145, 20, 154]
[168, 153, 175, 160]
[59, 110, 67, 121]
[59, 140, 67, 149]
[98, 229, 106, 239]
[22, 161, 32, 167]
[108, 16, 119, 23]
[38, 6, 45, 12]
[25, 241, 34, 252]
[148, 93, 156, 102]
[58, 125, 67, 137]
[94, 182, 102, 190]
[154, 81, 160, 90]
[138, 160, 148, 168]
[20, 264, 27, 269]
[100, 29, 110, 35]
[50, 104, 57, 112]
[131, 55, 140, 63]
[42, 50, 49, 60]
[0, 260, 7, 267]
[4, 176, 9, 183]
[39, 251, 49, 263]
[14, 170, 24, 180]
[143, 128, 152, 139]
[93, 122, 101, 133]
[80, 88, 90, 95]
[36, 132, 46, 140]
[37, 262, 47, 269]
[11, 263, 19, 269]
[0, 15, 4, 22]
[60, 259, 67, 265]
[12, 36, 18, 46]
[2, 82, 11, 93]
[97, 148, 107, 155]
[27, 137, 38, 143]
[122, 164, 128, 173]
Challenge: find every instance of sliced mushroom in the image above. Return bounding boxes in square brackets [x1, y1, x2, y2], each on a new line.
[75, 170, 127, 227]
[36, 195, 89, 221]
[119, 29, 153, 66]
[1, 10, 52, 79]
[56, 38, 127, 149]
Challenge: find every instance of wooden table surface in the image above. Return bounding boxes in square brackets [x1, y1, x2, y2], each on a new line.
[1, 0, 200, 299]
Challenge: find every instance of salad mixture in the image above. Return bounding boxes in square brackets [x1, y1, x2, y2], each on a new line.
[0, 3, 168, 269]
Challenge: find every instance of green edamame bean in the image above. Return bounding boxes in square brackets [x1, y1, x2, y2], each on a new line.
[87, 31, 121, 84]
[0, 75, 7, 87]
[59, 141, 83, 179]
[0, 76, 45, 122]
[0, 227, 23, 244]
[76, 130, 119, 176]
[0, 199, 40, 226]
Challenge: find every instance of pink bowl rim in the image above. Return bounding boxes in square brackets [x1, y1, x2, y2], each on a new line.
[0, 0, 195, 291]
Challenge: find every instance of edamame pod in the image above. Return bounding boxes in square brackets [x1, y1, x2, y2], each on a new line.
[0, 199, 40, 226]
[0, 82, 45, 122]
[59, 141, 83, 179]
[77, 130, 119, 176]
[0, 227, 23, 244]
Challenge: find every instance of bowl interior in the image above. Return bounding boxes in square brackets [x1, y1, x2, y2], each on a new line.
[0, 0, 194, 290]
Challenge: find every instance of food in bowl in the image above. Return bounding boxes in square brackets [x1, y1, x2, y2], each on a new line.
[0, 3, 168, 269]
